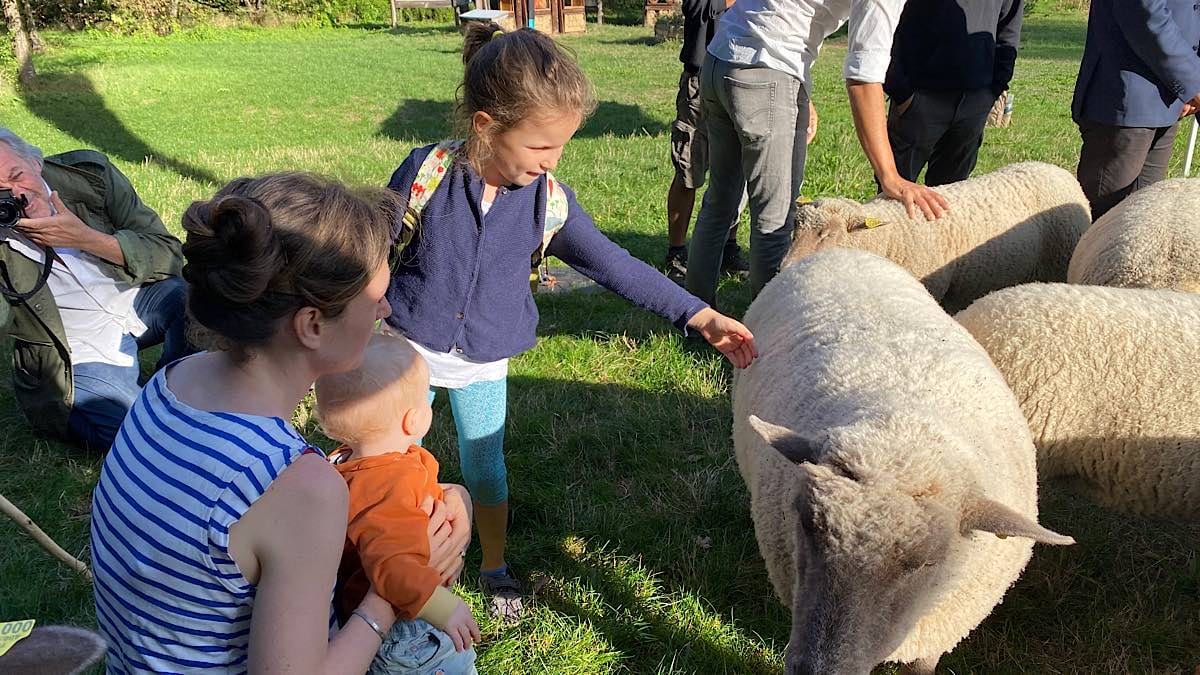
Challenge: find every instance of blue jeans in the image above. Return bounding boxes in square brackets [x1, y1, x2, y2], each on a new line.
[687, 54, 810, 302]
[369, 618, 478, 675]
[67, 277, 189, 451]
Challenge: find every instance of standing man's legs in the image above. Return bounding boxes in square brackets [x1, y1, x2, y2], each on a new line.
[725, 64, 808, 296]
[924, 88, 994, 187]
[686, 55, 748, 306]
[1133, 123, 1179, 191]
[667, 69, 740, 283]
[1077, 120, 1179, 220]
[688, 57, 807, 303]
[887, 90, 941, 184]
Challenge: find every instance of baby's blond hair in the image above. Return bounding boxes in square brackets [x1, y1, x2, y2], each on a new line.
[314, 332, 429, 446]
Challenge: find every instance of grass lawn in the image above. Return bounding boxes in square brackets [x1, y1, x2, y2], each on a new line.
[2, 12, 1199, 674]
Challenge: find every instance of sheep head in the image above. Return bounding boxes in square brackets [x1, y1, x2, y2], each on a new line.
[748, 415, 1073, 675]
[784, 198, 869, 268]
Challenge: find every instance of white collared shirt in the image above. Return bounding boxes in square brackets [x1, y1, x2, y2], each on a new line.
[1, 220, 143, 368]
[708, 0, 905, 86]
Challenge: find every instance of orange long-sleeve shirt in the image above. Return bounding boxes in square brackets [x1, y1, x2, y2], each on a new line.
[333, 445, 445, 623]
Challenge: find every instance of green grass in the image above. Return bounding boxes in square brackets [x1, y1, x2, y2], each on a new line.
[2, 15, 1199, 674]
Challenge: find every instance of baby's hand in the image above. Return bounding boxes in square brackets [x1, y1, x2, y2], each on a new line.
[442, 599, 481, 652]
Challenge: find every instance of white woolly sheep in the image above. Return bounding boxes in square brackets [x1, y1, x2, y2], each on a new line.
[785, 161, 1091, 312]
[1067, 178, 1200, 293]
[733, 248, 1073, 674]
[956, 283, 1200, 519]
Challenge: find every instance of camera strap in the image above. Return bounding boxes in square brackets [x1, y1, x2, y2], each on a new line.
[0, 245, 55, 303]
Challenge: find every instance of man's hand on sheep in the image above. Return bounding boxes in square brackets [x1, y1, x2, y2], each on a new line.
[880, 174, 949, 222]
[687, 307, 758, 368]
[844, 80, 949, 221]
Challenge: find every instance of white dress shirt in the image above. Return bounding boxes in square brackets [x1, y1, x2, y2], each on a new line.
[708, 0, 905, 86]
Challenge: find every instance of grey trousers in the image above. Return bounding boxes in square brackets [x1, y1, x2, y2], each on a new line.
[888, 88, 995, 187]
[686, 54, 810, 304]
[1077, 120, 1179, 220]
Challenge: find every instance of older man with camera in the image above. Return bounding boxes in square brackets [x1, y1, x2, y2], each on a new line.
[0, 128, 187, 451]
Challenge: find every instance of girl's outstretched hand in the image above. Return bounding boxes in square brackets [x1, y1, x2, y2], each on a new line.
[687, 307, 758, 368]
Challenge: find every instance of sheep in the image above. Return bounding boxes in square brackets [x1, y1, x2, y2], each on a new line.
[733, 248, 1073, 674]
[955, 283, 1200, 519]
[1067, 178, 1200, 293]
[784, 161, 1091, 312]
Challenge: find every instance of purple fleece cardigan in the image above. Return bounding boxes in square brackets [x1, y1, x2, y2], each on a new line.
[385, 143, 709, 362]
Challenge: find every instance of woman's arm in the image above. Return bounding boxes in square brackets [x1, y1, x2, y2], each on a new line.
[233, 454, 396, 675]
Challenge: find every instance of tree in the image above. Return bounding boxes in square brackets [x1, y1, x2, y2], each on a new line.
[18, 0, 44, 53]
[2, 0, 36, 87]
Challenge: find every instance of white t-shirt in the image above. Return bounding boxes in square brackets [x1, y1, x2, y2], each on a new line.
[708, 0, 904, 86]
[410, 339, 508, 389]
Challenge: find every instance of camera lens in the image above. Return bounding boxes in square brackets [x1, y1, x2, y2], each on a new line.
[0, 202, 16, 228]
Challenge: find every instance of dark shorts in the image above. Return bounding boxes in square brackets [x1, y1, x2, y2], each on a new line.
[671, 70, 708, 189]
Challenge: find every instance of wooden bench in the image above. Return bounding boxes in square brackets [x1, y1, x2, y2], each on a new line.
[390, 0, 476, 27]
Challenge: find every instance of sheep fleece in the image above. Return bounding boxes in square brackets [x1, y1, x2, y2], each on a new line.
[1068, 177, 1200, 293]
[786, 161, 1090, 312]
[733, 249, 1042, 663]
[956, 283, 1200, 518]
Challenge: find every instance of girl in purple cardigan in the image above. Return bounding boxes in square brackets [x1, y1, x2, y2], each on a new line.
[386, 21, 757, 622]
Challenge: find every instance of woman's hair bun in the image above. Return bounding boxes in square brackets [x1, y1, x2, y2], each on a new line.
[182, 192, 286, 307]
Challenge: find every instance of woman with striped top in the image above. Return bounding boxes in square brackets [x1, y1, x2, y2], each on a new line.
[90, 173, 469, 673]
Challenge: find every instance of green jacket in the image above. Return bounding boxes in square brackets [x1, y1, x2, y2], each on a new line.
[0, 150, 184, 439]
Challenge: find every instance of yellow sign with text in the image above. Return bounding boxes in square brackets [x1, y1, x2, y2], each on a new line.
[0, 619, 36, 657]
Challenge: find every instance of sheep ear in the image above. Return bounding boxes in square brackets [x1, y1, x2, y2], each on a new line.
[748, 415, 823, 464]
[960, 497, 1075, 545]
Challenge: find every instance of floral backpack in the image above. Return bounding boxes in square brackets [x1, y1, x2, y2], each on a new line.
[397, 139, 569, 290]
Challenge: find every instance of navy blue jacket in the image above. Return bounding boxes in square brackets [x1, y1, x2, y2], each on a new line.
[385, 144, 708, 362]
[1072, 0, 1200, 127]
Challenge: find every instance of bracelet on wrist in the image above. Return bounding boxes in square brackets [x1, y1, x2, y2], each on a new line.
[351, 609, 387, 642]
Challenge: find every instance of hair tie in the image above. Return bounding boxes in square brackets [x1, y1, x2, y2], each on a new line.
[492, 30, 504, 40]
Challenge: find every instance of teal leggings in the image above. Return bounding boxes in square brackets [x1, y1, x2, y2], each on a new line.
[428, 377, 508, 506]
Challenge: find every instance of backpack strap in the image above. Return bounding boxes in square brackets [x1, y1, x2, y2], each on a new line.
[397, 140, 463, 255]
[529, 173, 570, 290]
[540, 173, 569, 255]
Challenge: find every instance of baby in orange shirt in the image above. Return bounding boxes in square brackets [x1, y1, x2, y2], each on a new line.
[315, 332, 480, 675]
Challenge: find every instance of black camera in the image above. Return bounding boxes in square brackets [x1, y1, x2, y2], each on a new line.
[0, 189, 29, 229]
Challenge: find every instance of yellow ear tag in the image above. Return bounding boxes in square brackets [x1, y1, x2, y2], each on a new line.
[863, 218, 883, 229]
[796, 196, 814, 206]
[0, 619, 36, 657]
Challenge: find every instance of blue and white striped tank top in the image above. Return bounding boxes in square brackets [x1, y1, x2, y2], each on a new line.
[90, 365, 319, 673]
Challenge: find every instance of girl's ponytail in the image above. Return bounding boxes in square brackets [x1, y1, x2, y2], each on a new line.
[463, 20, 503, 66]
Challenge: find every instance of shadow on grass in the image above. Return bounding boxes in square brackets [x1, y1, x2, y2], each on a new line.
[21, 73, 222, 187]
[384, 23, 460, 36]
[599, 35, 661, 46]
[376, 99, 666, 141]
[421, 372, 1199, 673]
